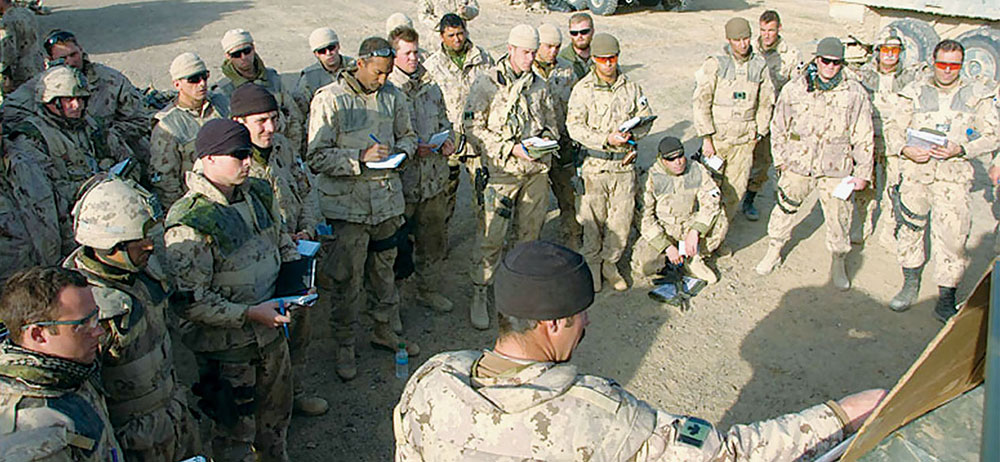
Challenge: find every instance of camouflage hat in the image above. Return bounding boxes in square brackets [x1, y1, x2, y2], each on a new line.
[876, 29, 904, 48]
[508, 24, 539, 50]
[590, 33, 619, 57]
[385, 13, 413, 36]
[35, 65, 89, 104]
[538, 23, 562, 46]
[815, 37, 845, 59]
[221, 28, 254, 54]
[724, 17, 751, 40]
[495, 240, 594, 321]
[309, 27, 339, 52]
[73, 177, 162, 251]
[169, 52, 207, 81]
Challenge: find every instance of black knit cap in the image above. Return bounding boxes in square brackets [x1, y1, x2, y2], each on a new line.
[658, 136, 685, 159]
[229, 83, 278, 118]
[195, 119, 252, 158]
[494, 240, 594, 320]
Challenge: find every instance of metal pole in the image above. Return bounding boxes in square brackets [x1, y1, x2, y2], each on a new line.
[982, 258, 1000, 460]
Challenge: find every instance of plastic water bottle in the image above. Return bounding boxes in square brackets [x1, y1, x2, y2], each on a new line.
[395, 342, 409, 380]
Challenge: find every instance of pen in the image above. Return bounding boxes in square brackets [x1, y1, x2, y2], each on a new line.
[111, 448, 118, 462]
[278, 299, 289, 338]
[369, 133, 382, 144]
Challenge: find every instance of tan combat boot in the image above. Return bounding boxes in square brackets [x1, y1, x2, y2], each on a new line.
[371, 322, 421, 356]
[470, 284, 490, 330]
[336, 345, 357, 381]
[602, 261, 628, 291]
[831, 253, 850, 290]
[754, 241, 782, 275]
[685, 256, 718, 284]
[294, 394, 330, 417]
[416, 288, 454, 313]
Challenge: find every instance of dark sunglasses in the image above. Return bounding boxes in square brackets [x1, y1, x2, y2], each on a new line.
[228, 46, 253, 59]
[569, 28, 592, 36]
[185, 72, 209, 84]
[818, 56, 843, 66]
[315, 44, 339, 55]
[360, 47, 395, 59]
[229, 148, 253, 160]
[44, 30, 76, 54]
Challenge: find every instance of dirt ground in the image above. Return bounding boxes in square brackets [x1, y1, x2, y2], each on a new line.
[36, 0, 998, 460]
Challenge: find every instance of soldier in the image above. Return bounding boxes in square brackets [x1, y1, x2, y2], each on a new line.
[214, 28, 305, 151]
[744, 10, 803, 220]
[886, 39, 1000, 321]
[164, 119, 298, 462]
[0, 267, 122, 461]
[394, 240, 886, 461]
[148, 52, 229, 208]
[692, 17, 775, 236]
[566, 33, 652, 292]
[464, 24, 558, 329]
[754, 38, 873, 291]
[847, 30, 922, 247]
[386, 12, 413, 36]
[4, 29, 152, 165]
[423, 13, 494, 230]
[0, 0, 44, 95]
[8, 65, 121, 256]
[418, 0, 479, 30]
[292, 27, 355, 132]
[306, 37, 420, 381]
[389, 27, 456, 313]
[557, 12, 594, 80]
[631, 137, 725, 284]
[534, 23, 582, 249]
[66, 177, 200, 461]
[229, 83, 327, 416]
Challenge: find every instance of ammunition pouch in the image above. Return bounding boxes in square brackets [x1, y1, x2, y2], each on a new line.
[192, 361, 256, 428]
[774, 185, 802, 215]
[448, 164, 461, 181]
[496, 194, 514, 219]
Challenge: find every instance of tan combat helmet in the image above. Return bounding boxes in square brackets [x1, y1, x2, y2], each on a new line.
[73, 177, 163, 251]
[34, 65, 90, 104]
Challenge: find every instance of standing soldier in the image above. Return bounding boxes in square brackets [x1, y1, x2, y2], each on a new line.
[230, 84, 327, 416]
[148, 52, 229, 208]
[389, 27, 456, 313]
[214, 29, 305, 151]
[292, 27, 355, 138]
[848, 30, 922, 246]
[306, 37, 420, 381]
[534, 23, 582, 249]
[631, 136, 726, 284]
[566, 33, 652, 292]
[418, 0, 479, 30]
[164, 119, 298, 462]
[754, 37, 873, 291]
[886, 40, 1000, 321]
[0, 267, 122, 462]
[67, 177, 200, 461]
[692, 17, 775, 237]
[0, 0, 44, 96]
[558, 13, 594, 80]
[464, 24, 558, 329]
[423, 13, 494, 228]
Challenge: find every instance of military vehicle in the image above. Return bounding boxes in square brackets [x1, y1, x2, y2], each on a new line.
[565, 0, 682, 17]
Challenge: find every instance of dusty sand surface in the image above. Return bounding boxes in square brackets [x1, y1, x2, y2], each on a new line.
[36, 0, 997, 460]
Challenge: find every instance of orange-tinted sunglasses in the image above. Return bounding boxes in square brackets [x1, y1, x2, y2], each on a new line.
[880, 46, 901, 55]
[593, 55, 618, 65]
[934, 61, 962, 72]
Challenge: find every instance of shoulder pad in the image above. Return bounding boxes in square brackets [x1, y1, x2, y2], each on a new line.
[208, 93, 231, 118]
[967, 79, 996, 101]
[164, 192, 200, 228]
[90, 285, 133, 320]
[8, 120, 44, 144]
[897, 80, 924, 100]
[0, 425, 75, 462]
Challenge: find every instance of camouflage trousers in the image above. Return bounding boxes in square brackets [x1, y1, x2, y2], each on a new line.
[748, 133, 771, 193]
[198, 339, 292, 462]
[112, 385, 201, 462]
[548, 160, 582, 250]
[445, 155, 485, 230]
[288, 291, 313, 398]
[577, 169, 636, 269]
[473, 172, 549, 286]
[716, 139, 757, 223]
[767, 171, 853, 255]
[405, 190, 449, 293]
[630, 218, 727, 277]
[896, 180, 971, 287]
[853, 154, 900, 244]
[317, 216, 404, 345]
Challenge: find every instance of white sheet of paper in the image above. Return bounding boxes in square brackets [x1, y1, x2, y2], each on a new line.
[906, 128, 947, 150]
[618, 116, 642, 133]
[426, 130, 450, 149]
[833, 176, 855, 200]
[270, 293, 318, 309]
[677, 240, 688, 257]
[522, 137, 559, 149]
[365, 152, 407, 169]
[705, 155, 724, 171]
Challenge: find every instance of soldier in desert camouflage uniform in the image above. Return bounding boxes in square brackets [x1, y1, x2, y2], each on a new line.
[148, 52, 229, 208]
[557, 13, 594, 81]
[164, 119, 299, 462]
[0, 0, 43, 95]
[754, 38, 873, 291]
[632, 137, 725, 284]
[66, 177, 200, 462]
[418, 0, 479, 30]
[394, 240, 886, 462]
[292, 27, 355, 143]
[886, 39, 1000, 322]
[566, 33, 652, 293]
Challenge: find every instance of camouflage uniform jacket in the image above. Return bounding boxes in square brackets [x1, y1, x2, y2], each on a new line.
[640, 160, 722, 252]
[533, 56, 577, 136]
[394, 350, 848, 461]
[8, 108, 118, 256]
[887, 76, 999, 185]
[64, 249, 183, 429]
[848, 61, 922, 141]
[214, 55, 306, 151]
[423, 41, 494, 145]
[147, 94, 229, 208]
[692, 45, 775, 143]
[464, 56, 559, 179]
[0, 146, 61, 283]
[248, 133, 322, 236]
[566, 67, 653, 174]
[418, 0, 479, 29]
[389, 64, 453, 203]
[164, 170, 298, 356]
[0, 342, 123, 462]
[306, 71, 417, 225]
[757, 36, 802, 94]
[558, 45, 591, 81]
[770, 73, 874, 180]
[292, 55, 356, 120]
[0, 6, 43, 92]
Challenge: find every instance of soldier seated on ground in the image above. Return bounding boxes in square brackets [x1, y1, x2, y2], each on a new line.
[631, 136, 726, 285]
[394, 240, 886, 461]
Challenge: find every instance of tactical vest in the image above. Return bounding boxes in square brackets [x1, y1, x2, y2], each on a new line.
[13, 114, 111, 206]
[650, 162, 705, 220]
[248, 134, 315, 235]
[153, 95, 228, 179]
[480, 58, 552, 178]
[710, 52, 768, 143]
[391, 67, 451, 203]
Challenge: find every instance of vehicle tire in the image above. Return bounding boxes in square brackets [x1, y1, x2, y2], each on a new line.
[637, 0, 660, 6]
[588, 0, 617, 15]
[879, 19, 939, 67]
[956, 27, 1000, 82]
